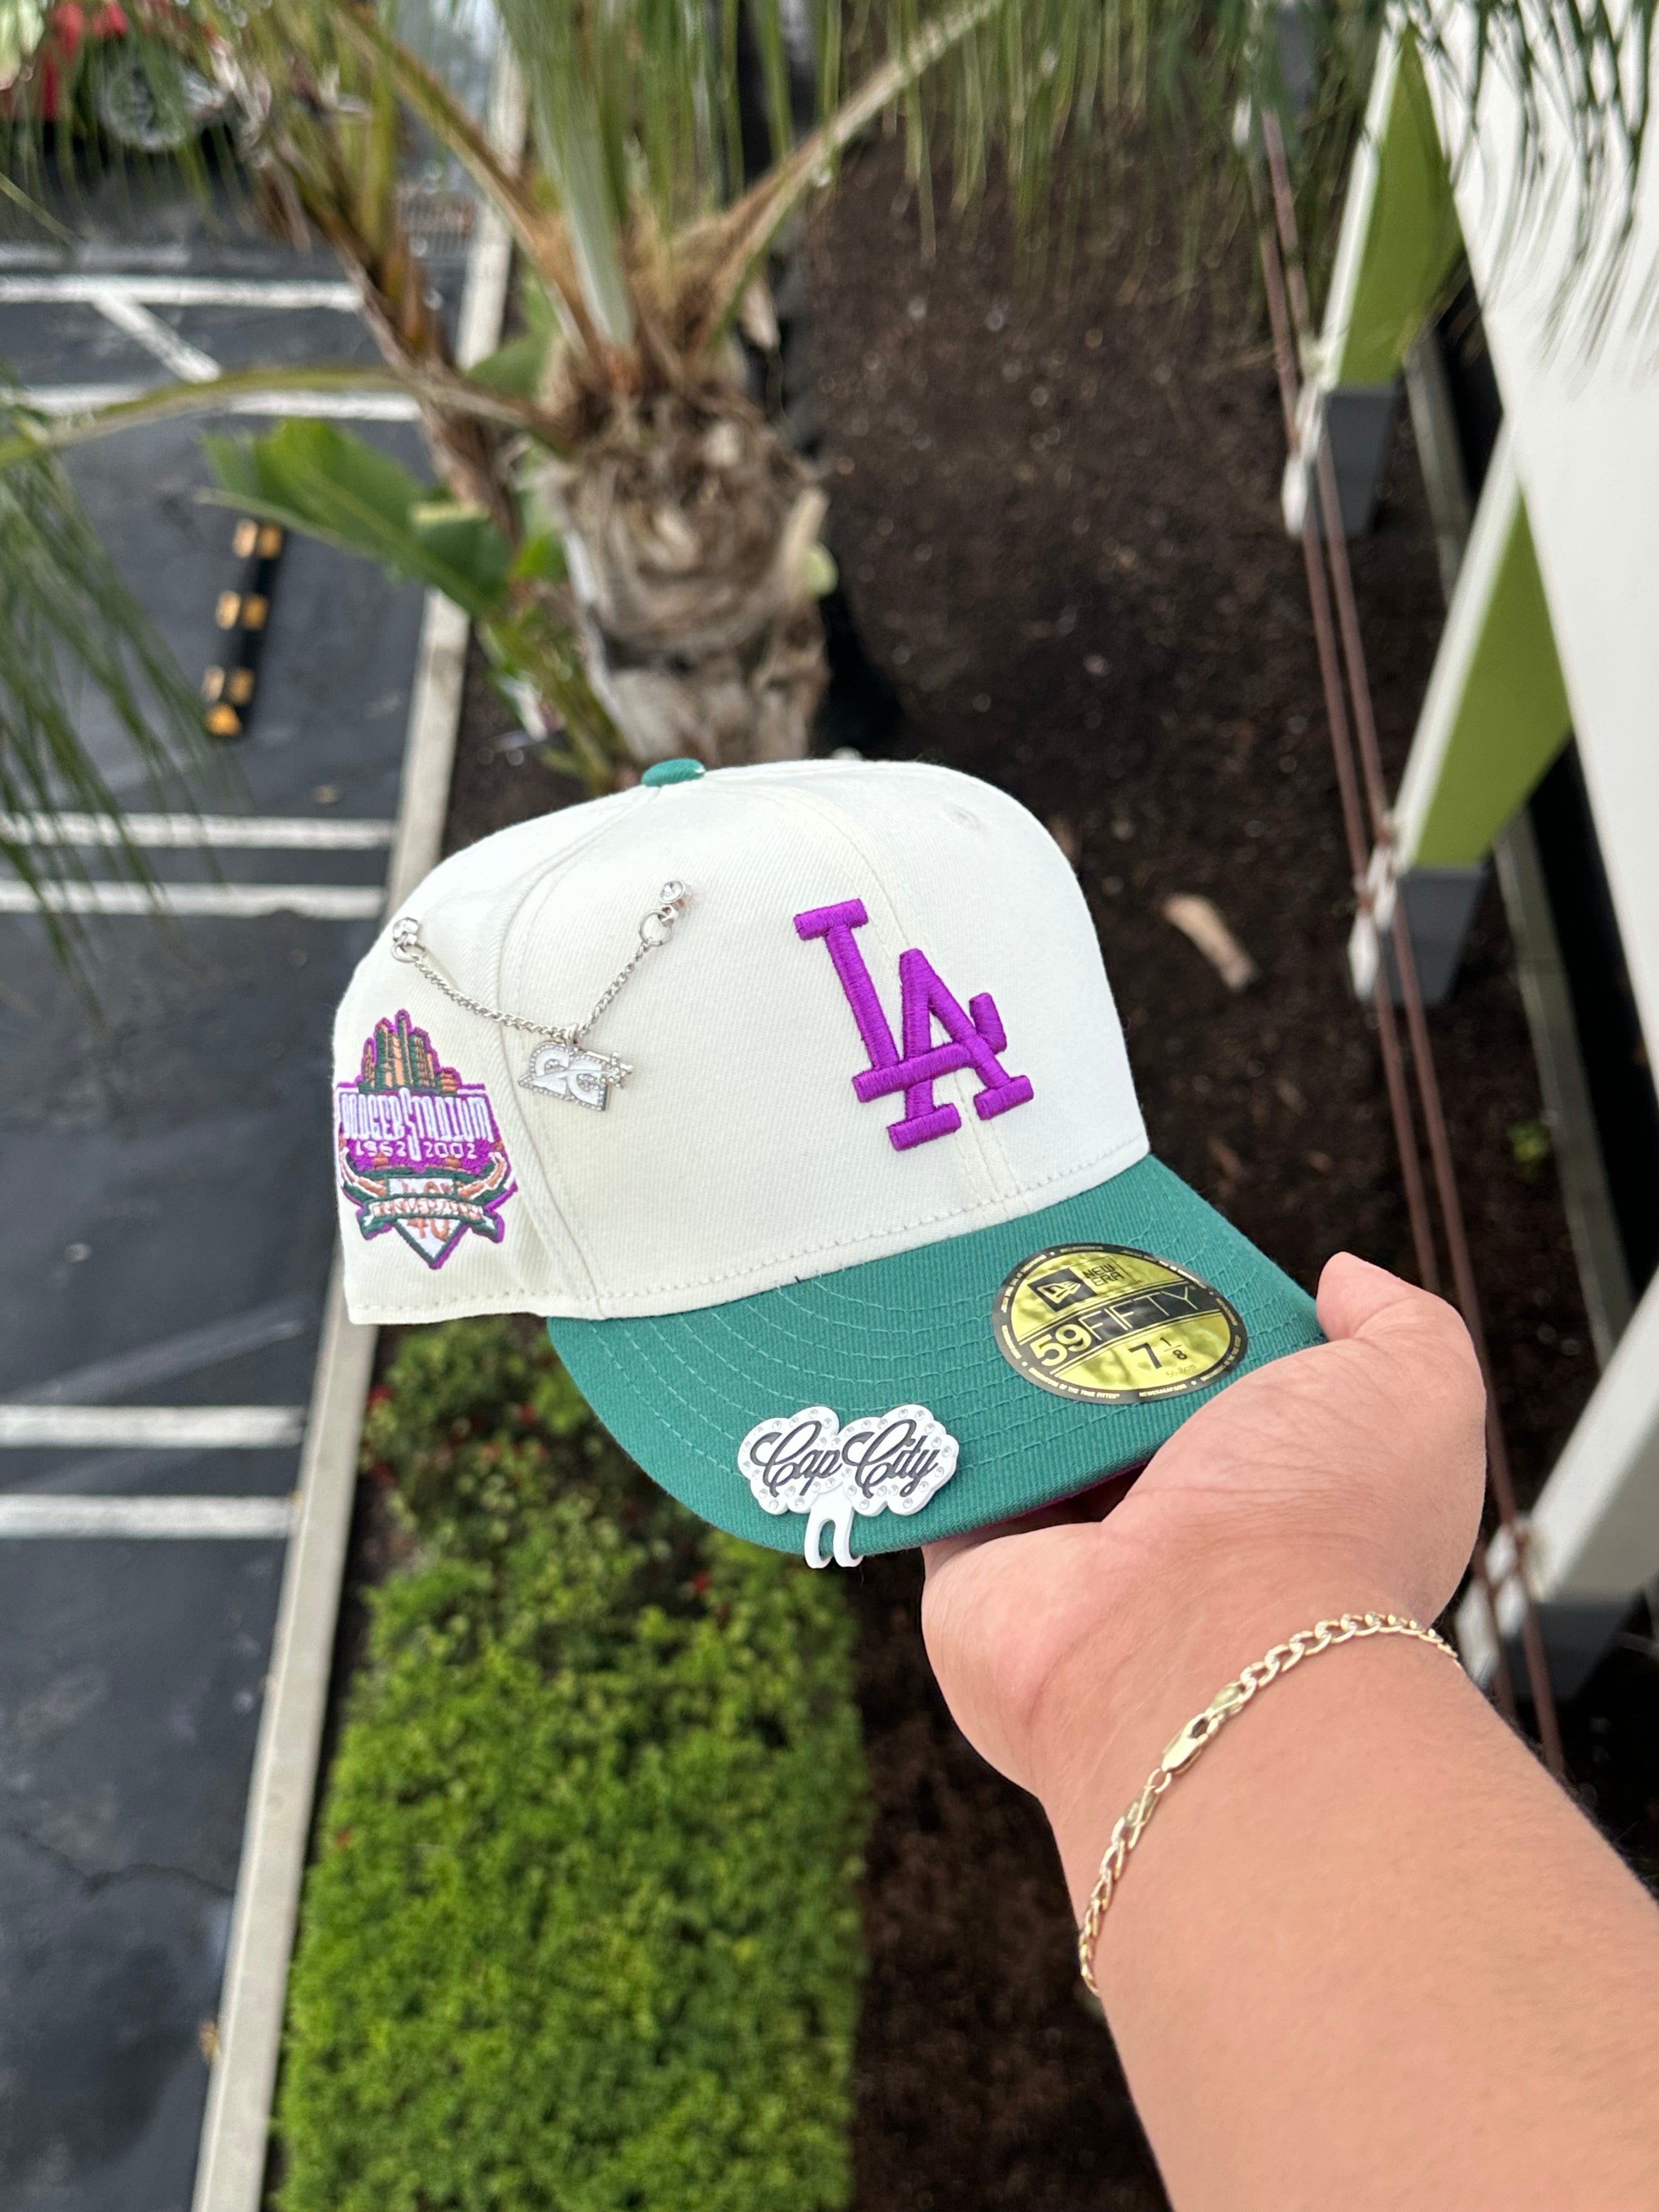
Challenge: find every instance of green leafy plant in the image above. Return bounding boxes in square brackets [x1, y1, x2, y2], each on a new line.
[279, 1318, 867, 2212]
[201, 419, 614, 785]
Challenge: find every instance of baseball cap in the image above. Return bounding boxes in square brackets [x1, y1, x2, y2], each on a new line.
[333, 756, 1320, 1565]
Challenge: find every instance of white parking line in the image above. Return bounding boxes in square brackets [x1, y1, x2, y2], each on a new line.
[22, 385, 420, 420]
[89, 291, 223, 382]
[0, 882, 385, 919]
[0, 1406, 307, 1449]
[3, 813, 396, 850]
[0, 241, 192, 271]
[0, 276, 360, 308]
[0, 1496, 297, 1538]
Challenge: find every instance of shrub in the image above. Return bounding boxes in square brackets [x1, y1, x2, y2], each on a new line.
[278, 1321, 867, 2212]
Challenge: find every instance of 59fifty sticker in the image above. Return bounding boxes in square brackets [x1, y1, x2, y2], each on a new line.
[737, 1403, 959, 1569]
[992, 1244, 1246, 1404]
[336, 1010, 515, 1269]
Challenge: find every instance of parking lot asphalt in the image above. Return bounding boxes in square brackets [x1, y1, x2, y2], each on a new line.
[1, 182, 466, 2210]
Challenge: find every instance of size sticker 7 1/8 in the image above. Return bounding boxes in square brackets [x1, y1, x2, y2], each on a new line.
[991, 1243, 1246, 1404]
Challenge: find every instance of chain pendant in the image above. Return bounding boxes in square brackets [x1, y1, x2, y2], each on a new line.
[391, 883, 687, 1113]
[521, 1039, 631, 1111]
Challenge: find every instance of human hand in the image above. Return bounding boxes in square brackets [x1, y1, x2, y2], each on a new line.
[920, 1254, 1487, 1857]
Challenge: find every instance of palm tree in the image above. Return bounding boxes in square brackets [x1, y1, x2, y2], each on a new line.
[0, 0, 1647, 922]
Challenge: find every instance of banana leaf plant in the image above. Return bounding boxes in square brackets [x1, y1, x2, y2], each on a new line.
[0, 0, 1651, 922]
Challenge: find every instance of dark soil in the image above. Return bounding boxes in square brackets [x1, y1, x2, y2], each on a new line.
[433, 138, 1624, 2212]
[442, 640, 585, 857]
[846, 1549, 1161, 2210]
[803, 143, 1593, 1489]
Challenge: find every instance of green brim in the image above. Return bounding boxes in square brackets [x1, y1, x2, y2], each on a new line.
[547, 1154, 1321, 1556]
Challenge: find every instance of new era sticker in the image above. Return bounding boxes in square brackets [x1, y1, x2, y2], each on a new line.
[336, 1010, 515, 1269]
[992, 1244, 1246, 1403]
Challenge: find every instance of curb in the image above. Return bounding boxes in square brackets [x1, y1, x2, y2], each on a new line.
[189, 52, 526, 2212]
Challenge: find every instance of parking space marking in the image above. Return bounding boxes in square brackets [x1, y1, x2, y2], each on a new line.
[4, 812, 396, 850]
[0, 882, 385, 917]
[1, 1406, 306, 1448]
[89, 291, 223, 381]
[22, 384, 420, 419]
[13, 1296, 315, 1405]
[0, 240, 191, 270]
[0, 1496, 297, 1538]
[0, 276, 360, 309]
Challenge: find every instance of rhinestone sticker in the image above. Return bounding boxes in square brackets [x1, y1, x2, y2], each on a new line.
[736, 1402, 960, 1567]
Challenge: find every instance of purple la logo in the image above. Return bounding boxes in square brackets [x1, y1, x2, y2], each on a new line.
[795, 899, 1034, 1151]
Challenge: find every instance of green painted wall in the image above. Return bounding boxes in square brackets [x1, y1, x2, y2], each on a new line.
[1412, 497, 1572, 865]
[1334, 41, 1463, 387]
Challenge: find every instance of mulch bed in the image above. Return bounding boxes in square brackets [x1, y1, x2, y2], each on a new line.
[435, 136, 1618, 2212]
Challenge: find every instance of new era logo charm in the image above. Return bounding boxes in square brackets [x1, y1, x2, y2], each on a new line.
[795, 899, 1034, 1150]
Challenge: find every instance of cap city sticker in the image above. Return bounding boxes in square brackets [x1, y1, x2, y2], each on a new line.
[992, 1244, 1246, 1404]
[737, 1403, 960, 1568]
[336, 1010, 515, 1269]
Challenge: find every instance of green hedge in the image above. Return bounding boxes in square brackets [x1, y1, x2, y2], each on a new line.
[276, 1319, 867, 2212]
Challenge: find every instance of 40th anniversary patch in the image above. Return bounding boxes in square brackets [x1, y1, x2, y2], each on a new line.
[992, 1243, 1246, 1404]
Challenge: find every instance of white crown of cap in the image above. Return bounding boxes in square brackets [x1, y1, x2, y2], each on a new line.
[332, 758, 1148, 1323]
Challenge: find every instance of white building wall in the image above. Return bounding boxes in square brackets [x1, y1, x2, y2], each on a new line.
[1421, 18, 1659, 1065]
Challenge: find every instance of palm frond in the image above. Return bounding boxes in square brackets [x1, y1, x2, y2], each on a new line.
[679, 0, 1009, 347]
[490, 0, 636, 345]
[330, 5, 607, 359]
[470, 0, 1652, 341]
[0, 165, 75, 245]
[201, 420, 515, 617]
[0, 362, 549, 478]
[0, 391, 210, 975]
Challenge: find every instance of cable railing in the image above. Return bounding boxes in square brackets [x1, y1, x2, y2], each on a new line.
[1254, 110, 1565, 1776]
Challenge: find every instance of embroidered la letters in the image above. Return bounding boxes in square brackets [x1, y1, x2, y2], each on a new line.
[794, 899, 1034, 1149]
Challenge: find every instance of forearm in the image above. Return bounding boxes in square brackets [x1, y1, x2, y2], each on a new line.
[1043, 1600, 1659, 2210]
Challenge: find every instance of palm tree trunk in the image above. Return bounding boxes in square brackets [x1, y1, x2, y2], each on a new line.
[540, 383, 828, 766]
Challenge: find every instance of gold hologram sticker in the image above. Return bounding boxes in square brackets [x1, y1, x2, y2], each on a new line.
[992, 1244, 1247, 1404]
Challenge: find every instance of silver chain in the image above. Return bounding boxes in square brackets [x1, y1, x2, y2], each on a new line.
[388, 881, 689, 1051]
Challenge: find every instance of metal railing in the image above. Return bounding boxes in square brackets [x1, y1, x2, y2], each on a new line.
[1255, 110, 1565, 1775]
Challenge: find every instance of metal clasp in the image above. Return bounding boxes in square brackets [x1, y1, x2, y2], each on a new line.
[1161, 1680, 1246, 1773]
[640, 880, 688, 948]
[390, 916, 421, 962]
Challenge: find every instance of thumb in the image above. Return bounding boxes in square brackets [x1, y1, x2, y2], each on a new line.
[1315, 1251, 1481, 1389]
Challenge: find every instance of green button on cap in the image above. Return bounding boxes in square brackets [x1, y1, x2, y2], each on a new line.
[641, 757, 706, 786]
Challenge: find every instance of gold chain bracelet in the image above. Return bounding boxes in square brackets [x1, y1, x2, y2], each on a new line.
[1077, 1611, 1459, 1996]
